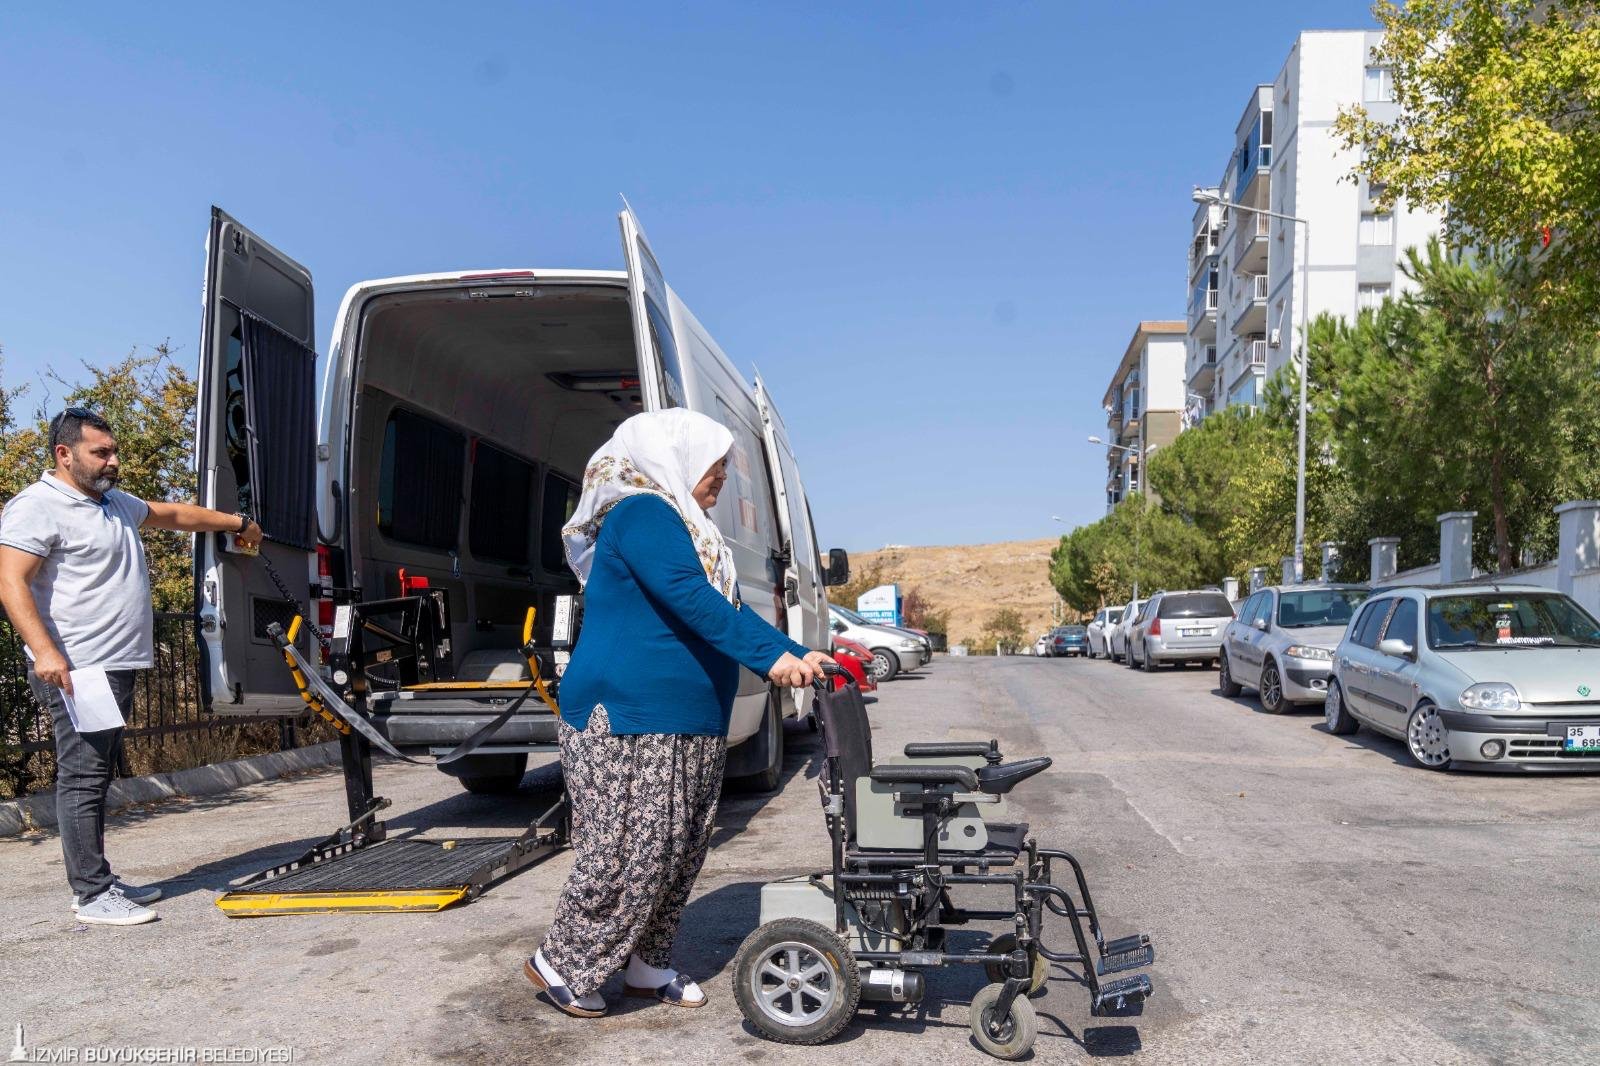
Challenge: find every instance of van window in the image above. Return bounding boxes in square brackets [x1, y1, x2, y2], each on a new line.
[635, 242, 686, 408]
[377, 408, 463, 550]
[540, 471, 580, 576]
[712, 398, 777, 549]
[468, 440, 533, 563]
[230, 313, 318, 549]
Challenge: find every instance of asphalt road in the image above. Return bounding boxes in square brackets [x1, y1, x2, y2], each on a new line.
[3, 655, 1599, 1065]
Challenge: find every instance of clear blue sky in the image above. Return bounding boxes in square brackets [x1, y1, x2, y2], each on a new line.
[0, 1, 1373, 552]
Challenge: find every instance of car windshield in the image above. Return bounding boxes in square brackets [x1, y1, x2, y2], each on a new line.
[830, 604, 869, 626]
[1156, 593, 1234, 619]
[1427, 593, 1600, 649]
[1277, 588, 1368, 629]
[1106, 609, 1123, 623]
[1057, 626, 1085, 637]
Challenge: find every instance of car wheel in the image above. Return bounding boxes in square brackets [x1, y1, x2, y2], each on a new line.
[1219, 653, 1242, 696]
[1324, 681, 1358, 735]
[1141, 643, 1159, 672]
[869, 648, 900, 682]
[455, 753, 529, 795]
[1125, 642, 1140, 669]
[1405, 701, 1452, 770]
[1259, 659, 1287, 714]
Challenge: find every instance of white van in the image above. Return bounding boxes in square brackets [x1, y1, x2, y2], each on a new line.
[191, 203, 848, 792]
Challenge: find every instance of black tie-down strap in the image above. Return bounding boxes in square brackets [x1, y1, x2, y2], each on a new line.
[267, 621, 535, 766]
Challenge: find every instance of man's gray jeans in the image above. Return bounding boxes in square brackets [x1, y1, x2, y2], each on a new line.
[28, 668, 136, 900]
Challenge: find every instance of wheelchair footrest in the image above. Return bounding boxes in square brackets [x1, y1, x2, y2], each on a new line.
[1096, 933, 1154, 976]
[1092, 974, 1152, 1016]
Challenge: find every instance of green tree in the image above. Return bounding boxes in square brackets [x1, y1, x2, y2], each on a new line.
[1334, 1, 1600, 317]
[1310, 242, 1600, 572]
[978, 608, 1027, 653]
[1049, 496, 1215, 612]
[0, 345, 197, 610]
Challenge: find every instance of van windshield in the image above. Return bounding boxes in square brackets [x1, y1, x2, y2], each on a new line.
[1277, 588, 1367, 629]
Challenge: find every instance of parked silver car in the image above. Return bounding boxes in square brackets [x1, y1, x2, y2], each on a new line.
[1108, 598, 1144, 663]
[1128, 589, 1235, 671]
[1086, 606, 1124, 659]
[1325, 583, 1600, 771]
[1219, 584, 1369, 713]
[827, 604, 931, 682]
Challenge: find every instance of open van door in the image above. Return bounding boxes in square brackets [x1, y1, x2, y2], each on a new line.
[194, 207, 320, 716]
[753, 374, 825, 650]
[618, 201, 688, 410]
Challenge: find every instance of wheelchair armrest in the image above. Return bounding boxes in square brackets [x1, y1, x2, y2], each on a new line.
[903, 741, 999, 761]
[868, 764, 979, 791]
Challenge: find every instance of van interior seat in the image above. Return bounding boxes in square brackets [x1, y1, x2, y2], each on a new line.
[456, 649, 533, 683]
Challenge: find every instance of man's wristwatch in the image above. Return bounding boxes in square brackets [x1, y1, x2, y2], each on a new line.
[234, 512, 252, 535]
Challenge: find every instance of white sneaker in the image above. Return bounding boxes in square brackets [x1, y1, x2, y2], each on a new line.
[71, 878, 162, 911]
[74, 886, 158, 926]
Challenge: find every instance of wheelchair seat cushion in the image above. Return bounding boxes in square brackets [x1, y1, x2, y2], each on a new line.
[977, 756, 1052, 795]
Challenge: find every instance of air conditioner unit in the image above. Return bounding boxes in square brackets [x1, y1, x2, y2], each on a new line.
[1269, 328, 1281, 348]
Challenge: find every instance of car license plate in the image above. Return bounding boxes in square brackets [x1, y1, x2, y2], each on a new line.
[1180, 627, 1213, 638]
[1565, 725, 1600, 751]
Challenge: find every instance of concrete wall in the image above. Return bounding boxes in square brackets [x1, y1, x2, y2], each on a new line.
[1144, 334, 1188, 413]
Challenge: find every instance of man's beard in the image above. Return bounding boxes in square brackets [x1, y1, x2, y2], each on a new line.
[71, 467, 118, 494]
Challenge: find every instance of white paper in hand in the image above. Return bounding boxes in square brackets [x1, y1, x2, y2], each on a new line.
[61, 667, 126, 733]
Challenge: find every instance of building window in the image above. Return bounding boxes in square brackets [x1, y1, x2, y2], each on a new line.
[1364, 66, 1394, 102]
[1358, 283, 1391, 311]
[1359, 211, 1394, 245]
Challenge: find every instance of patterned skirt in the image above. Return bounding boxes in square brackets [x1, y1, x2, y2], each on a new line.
[539, 705, 726, 997]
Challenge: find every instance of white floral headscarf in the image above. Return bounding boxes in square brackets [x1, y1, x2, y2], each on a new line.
[562, 409, 740, 604]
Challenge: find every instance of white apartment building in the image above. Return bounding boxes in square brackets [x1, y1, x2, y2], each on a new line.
[1102, 321, 1186, 513]
[1186, 30, 1443, 418]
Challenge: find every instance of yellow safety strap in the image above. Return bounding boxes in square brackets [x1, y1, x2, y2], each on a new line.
[522, 607, 561, 717]
[284, 616, 351, 735]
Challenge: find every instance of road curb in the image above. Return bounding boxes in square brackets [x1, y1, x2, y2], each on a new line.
[0, 740, 340, 839]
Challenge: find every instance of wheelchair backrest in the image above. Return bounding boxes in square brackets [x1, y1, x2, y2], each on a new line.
[814, 680, 872, 841]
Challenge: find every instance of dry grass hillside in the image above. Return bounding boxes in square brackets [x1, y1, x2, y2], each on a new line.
[845, 538, 1068, 644]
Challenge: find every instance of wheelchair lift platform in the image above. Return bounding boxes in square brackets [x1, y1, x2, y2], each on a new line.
[215, 609, 570, 918]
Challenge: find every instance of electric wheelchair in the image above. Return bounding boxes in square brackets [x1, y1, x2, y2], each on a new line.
[731, 666, 1155, 1059]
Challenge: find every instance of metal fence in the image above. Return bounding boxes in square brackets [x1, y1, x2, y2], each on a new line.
[0, 611, 314, 798]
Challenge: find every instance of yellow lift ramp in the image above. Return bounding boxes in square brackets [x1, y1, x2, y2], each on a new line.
[217, 607, 569, 917]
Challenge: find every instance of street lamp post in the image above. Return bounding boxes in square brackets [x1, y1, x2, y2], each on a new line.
[1086, 436, 1153, 600]
[1193, 188, 1311, 582]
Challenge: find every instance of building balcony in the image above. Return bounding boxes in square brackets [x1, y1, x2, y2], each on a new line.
[1188, 284, 1218, 332]
[1188, 343, 1219, 392]
[1245, 336, 1267, 367]
[1232, 212, 1269, 275]
[1231, 273, 1268, 335]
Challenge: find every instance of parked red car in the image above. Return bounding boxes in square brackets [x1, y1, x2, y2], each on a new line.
[830, 635, 879, 693]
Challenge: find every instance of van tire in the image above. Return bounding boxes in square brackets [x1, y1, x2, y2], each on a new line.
[869, 648, 901, 683]
[731, 691, 785, 793]
[455, 753, 528, 794]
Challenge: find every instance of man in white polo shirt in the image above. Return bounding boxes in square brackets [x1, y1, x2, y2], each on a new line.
[0, 407, 262, 926]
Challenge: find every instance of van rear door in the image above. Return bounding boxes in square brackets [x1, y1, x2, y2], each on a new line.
[753, 375, 824, 649]
[617, 202, 687, 410]
[194, 207, 320, 716]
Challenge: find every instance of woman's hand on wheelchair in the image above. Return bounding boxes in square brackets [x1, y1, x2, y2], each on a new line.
[768, 650, 836, 688]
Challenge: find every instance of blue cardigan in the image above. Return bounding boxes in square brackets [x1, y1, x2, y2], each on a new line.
[558, 494, 809, 736]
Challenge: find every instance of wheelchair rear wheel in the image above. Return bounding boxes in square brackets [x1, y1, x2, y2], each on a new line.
[732, 917, 860, 1045]
[969, 982, 1037, 1060]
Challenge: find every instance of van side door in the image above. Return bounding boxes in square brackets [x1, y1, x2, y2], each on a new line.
[752, 375, 823, 650]
[194, 207, 320, 715]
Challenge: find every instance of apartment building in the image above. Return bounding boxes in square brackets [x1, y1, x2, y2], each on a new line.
[1102, 321, 1186, 512]
[1186, 30, 1443, 418]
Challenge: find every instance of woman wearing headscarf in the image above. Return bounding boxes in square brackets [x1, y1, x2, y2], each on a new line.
[525, 408, 831, 1017]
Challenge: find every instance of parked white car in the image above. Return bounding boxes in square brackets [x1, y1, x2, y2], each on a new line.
[1108, 598, 1144, 663]
[1033, 635, 1051, 657]
[1086, 606, 1124, 659]
[1326, 583, 1600, 771]
[827, 604, 930, 682]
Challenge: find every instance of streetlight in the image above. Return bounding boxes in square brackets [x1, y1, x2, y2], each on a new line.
[1193, 186, 1312, 582]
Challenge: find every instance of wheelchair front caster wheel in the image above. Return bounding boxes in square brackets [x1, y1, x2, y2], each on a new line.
[983, 933, 1049, 994]
[969, 983, 1037, 1060]
[732, 917, 860, 1046]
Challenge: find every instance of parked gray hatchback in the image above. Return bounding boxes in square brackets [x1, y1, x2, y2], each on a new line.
[1220, 584, 1369, 713]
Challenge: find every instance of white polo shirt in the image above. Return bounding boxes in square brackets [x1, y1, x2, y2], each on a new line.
[0, 472, 154, 670]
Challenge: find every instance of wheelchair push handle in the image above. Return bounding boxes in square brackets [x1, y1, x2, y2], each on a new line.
[810, 661, 849, 693]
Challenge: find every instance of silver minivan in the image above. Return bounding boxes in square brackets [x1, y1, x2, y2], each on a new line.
[1128, 589, 1235, 671]
[1220, 584, 1368, 713]
[192, 204, 846, 792]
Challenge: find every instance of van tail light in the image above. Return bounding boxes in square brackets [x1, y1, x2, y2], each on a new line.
[316, 545, 334, 663]
[1149, 618, 1162, 637]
